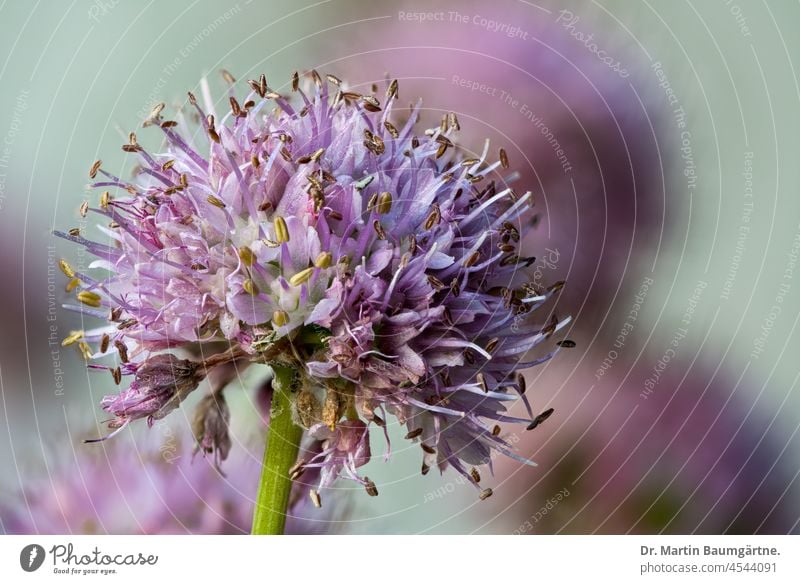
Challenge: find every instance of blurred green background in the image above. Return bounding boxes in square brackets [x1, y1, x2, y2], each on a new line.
[1, 0, 799, 534]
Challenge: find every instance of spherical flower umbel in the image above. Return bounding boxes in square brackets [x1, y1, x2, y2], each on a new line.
[57, 70, 570, 508]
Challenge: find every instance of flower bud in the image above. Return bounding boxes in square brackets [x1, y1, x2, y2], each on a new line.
[192, 393, 232, 469]
[100, 354, 204, 429]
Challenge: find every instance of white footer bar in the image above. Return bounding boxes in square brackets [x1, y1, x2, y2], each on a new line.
[1, 535, 797, 582]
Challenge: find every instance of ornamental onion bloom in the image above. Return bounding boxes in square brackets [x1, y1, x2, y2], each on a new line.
[57, 70, 570, 502]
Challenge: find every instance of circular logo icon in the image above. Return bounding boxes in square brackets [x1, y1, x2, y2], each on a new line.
[20, 544, 45, 572]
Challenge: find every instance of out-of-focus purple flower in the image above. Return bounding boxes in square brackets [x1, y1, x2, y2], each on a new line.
[499, 365, 800, 534]
[58, 70, 569, 500]
[0, 437, 330, 535]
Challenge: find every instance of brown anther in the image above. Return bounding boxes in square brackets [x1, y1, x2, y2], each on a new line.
[309, 489, 322, 508]
[229, 96, 243, 117]
[360, 95, 381, 112]
[112, 366, 122, 385]
[386, 78, 399, 100]
[88, 160, 103, 179]
[465, 250, 481, 268]
[405, 428, 423, 440]
[117, 318, 137, 330]
[448, 112, 460, 131]
[470, 468, 481, 483]
[424, 204, 441, 230]
[365, 478, 379, 497]
[373, 220, 387, 240]
[527, 408, 555, 431]
[408, 234, 417, 255]
[421, 443, 436, 455]
[479, 488, 493, 501]
[476, 372, 488, 393]
[114, 340, 129, 363]
[366, 192, 378, 212]
[289, 459, 306, 481]
[516, 372, 527, 395]
[499, 148, 509, 168]
[485, 337, 499, 353]
[383, 121, 399, 139]
[99, 333, 110, 354]
[427, 274, 446, 290]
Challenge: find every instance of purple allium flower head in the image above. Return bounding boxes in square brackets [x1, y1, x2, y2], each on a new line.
[58, 71, 570, 500]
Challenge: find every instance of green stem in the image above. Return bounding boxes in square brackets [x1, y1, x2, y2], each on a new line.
[251, 364, 302, 535]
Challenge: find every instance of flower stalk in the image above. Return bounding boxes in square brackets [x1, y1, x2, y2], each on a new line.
[251, 364, 302, 535]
